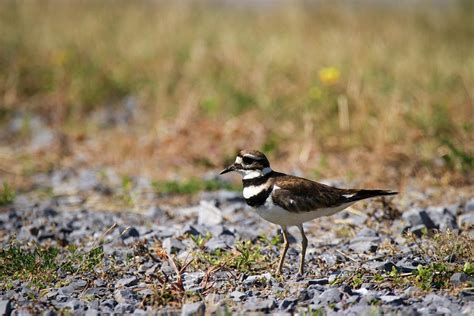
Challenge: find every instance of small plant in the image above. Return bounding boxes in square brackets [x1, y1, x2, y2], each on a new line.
[120, 175, 135, 206]
[0, 242, 106, 289]
[0, 182, 15, 206]
[190, 232, 212, 249]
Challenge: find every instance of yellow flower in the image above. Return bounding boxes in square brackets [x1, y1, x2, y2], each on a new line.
[319, 67, 340, 85]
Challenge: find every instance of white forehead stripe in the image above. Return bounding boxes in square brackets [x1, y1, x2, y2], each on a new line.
[235, 156, 242, 164]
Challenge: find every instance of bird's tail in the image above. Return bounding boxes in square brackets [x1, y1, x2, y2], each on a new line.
[345, 189, 397, 202]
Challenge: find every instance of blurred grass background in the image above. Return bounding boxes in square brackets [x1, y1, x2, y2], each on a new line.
[0, 0, 473, 189]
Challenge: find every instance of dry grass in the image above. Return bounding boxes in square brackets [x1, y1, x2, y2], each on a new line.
[0, 1, 473, 191]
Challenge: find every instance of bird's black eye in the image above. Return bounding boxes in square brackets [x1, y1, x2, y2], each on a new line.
[242, 156, 254, 164]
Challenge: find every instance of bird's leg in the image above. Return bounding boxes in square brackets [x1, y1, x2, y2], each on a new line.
[297, 224, 308, 275]
[276, 226, 289, 275]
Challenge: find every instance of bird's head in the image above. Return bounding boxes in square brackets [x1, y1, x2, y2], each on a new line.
[220, 150, 272, 179]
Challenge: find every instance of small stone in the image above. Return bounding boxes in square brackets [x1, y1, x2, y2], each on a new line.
[380, 295, 403, 305]
[0, 300, 12, 316]
[205, 237, 231, 251]
[349, 237, 379, 253]
[115, 276, 138, 288]
[85, 309, 99, 316]
[465, 198, 474, 212]
[356, 227, 378, 237]
[181, 301, 205, 316]
[70, 279, 87, 289]
[244, 273, 273, 285]
[64, 299, 85, 311]
[114, 289, 139, 305]
[58, 285, 75, 296]
[198, 200, 223, 226]
[308, 278, 329, 286]
[460, 289, 474, 302]
[162, 238, 185, 254]
[450, 272, 470, 285]
[43, 207, 58, 217]
[230, 291, 247, 302]
[425, 206, 457, 231]
[101, 299, 117, 310]
[396, 258, 418, 273]
[244, 299, 276, 312]
[279, 297, 298, 311]
[120, 227, 140, 240]
[317, 288, 342, 304]
[114, 303, 135, 313]
[458, 213, 474, 228]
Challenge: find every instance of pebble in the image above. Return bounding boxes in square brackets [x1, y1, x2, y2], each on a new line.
[317, 288, 343, 304]
[0, 300, 12, 316]
[115, 276, 138, 288]
[162, 237, 186, 254]
[181, 302, 205, 316]
[230, 291, 247, 302]
[244, 299, 276, 312]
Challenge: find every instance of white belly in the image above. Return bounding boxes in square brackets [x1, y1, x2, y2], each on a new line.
[255, 196, 354, 226]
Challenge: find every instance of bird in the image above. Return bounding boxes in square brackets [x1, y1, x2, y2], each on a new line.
[220, 149, 397, 275]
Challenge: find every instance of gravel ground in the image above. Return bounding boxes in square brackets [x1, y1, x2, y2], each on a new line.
[1, 168, 473, 315]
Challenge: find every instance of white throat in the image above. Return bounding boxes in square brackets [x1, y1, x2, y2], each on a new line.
[242, 167, 272, 179]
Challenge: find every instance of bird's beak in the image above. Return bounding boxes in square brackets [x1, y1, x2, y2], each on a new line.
[220, 164, 236, 175]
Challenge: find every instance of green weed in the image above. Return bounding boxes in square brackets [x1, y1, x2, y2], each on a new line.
[0, 182, 15, 206]
[0, 242, 105, 289]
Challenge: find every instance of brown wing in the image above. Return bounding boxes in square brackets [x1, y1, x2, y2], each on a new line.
[271, 173, 351, 213]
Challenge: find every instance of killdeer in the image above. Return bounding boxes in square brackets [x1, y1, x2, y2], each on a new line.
[220, 149, 397, 275]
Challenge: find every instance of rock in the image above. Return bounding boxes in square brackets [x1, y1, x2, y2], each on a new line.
[380, 295, 403, 305]
[120, 227, 140, 240]
[396, 258, 418, 273]
[244, 273, 273, 285]
[115, 276, 138, 288]
[460, 289, 474, 302]
[205, 237, 231, 251]
[114, 303, 135, 313]
[317, 288, 343, 304]
[162, 238, 185, 254]
[58, 285, 75, 296]
[465, 198, 474, 212]
[181, 302, 205, 316]
[42, 207, 58, 217]
[64, 299, 85, 311]
[377, 260, 397, 272]
[101, 299, 117, 310]
[197, 200, 223, 226]
[244, 299, 276, 312]
[450, 272, 472, 285]
[349, 237, 380, 253]
[230, 291, 247, 302]
[279, 297, 298, 311]
[458, 213, 474, 228]
[114, 289, 139, 305]
[308, 278, 329, 286]
[180, 225, 205, 237]
[402, 208, 437, 229]
[0, 300, 12, 316]
[85, 310, 99, 316]
[356, 227, 378, 237]
[425, 206, 457, 231]
[69, 279, 87, 290]
[182, 272, 205, 292]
